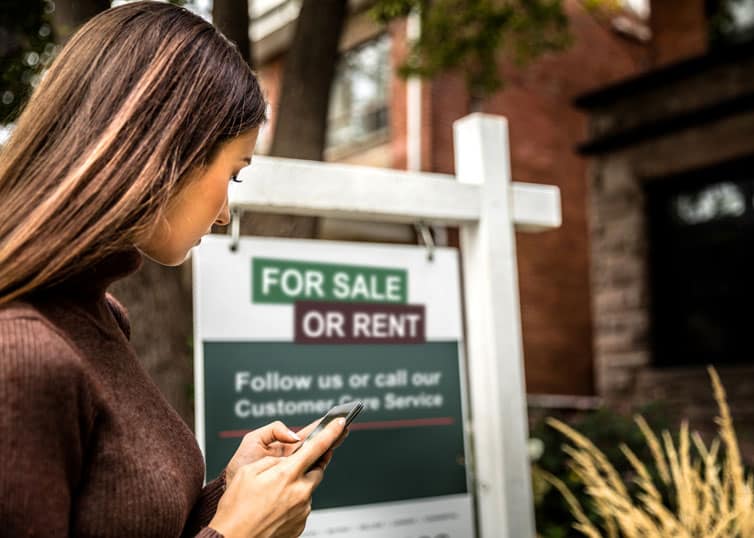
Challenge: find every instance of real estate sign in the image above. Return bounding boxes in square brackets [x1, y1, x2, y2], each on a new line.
[193, 235, 475, 537]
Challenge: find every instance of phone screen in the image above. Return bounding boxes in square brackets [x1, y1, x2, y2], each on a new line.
[305, 400, 364, 442]
[293, 400, 364, 459]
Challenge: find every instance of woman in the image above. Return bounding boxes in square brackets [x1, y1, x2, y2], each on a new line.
[0, 2, 345, 537]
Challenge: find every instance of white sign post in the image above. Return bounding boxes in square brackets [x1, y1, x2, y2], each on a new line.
[216, 113, 561, 538]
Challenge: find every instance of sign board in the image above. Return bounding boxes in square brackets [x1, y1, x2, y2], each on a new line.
[193, 234, 476, 538]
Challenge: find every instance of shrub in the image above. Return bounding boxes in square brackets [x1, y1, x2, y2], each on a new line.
[531, 401, 672, 537]
[543, 367, 754, 537]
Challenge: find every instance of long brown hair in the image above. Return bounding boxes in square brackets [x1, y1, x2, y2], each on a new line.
[0, 1, 267, 305]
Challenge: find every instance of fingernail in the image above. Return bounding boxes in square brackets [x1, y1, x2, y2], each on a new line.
[337, 418, 346, 426]
[289, 429, 301, 441]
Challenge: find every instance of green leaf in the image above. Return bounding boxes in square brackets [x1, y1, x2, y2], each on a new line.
[371, 0, 570, 98]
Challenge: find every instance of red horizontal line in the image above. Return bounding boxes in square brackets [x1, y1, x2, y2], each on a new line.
[349, 417, 454, 430]
[217, 417, 454, 439]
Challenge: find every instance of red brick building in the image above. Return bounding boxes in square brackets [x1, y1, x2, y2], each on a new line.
[576, 0, 754, 453]
[251, 0, 648, 397]
[252, 1, 646, 395]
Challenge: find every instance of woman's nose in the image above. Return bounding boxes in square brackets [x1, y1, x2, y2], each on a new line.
[215, 198, 231, 226]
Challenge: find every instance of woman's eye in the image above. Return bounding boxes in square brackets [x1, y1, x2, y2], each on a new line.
[230, 174, 242, 183]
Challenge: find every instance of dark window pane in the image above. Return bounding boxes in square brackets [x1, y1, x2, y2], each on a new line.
[708, 0, 754, 47]
[646, 156, 754, 367]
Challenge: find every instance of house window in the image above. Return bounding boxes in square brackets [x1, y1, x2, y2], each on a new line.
[708, 0, 754, 46]
[646, 156, 754, 368]
[327, 34, 391, 153]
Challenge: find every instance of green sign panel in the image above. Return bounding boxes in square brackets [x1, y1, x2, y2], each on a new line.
[252, 257, 408, 304]
[203, 341, 467, 509]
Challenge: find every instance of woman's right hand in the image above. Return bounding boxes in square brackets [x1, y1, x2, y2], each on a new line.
[208, 418, 346, 538]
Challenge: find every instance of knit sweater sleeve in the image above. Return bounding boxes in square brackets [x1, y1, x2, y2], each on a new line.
[182, 470, 227, 537]
[0, 317, 95, 537]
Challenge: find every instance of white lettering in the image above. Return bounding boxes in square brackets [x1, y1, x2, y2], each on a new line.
[261, 267, 279, 295]
[350, 274, 369, 300]
[236, 371, 314, 392]
[384, 392, 443, 410]
[385, 275, 401, 301]
[353, 312, 370, 337]
[388, 315, 405, 338]
[332, 272, 350, 300]
[406, 313, 421, 337]
[302, 311, 325, 337]
[234, 398, 335, 418]
[280, 269, 304, 297]
[325, 311, 345, 337]
[339, 393, 381, 410]
[305, 271, 325, 298]
[235, 371, 250, 392]
[375, 369, 408, 387]
[370, 275, 385, 301]
[412, 371, 442, 386]
[372, 313, 388, 337]
[235, 398, 251, 418]
[348, 373, 371, 388]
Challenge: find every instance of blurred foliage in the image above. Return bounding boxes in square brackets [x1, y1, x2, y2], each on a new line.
[580, 0, 622, 12]
[0, 0, 189, 125]
[0, 0, 56, 123]
[530, 403, 674, 537]
[1, 0, 594, 122]
[371, 0, 572, 99]
[1, 0, 615, 123]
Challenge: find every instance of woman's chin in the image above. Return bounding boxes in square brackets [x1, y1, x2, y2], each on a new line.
[137, 246, 192, 267]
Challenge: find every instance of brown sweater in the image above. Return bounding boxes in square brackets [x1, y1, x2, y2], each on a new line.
[0, 247, 224, 537]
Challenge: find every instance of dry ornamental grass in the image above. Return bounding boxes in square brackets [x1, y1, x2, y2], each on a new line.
[543, 367, 754, 537]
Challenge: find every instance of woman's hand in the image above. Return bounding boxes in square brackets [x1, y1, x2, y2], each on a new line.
[224, 421, 302, 486]
[208, 418, 345, 538]
[224, 419, 349, 486]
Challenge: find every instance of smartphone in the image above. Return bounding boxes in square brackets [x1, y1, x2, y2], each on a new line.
[294, 400, 364, 456]
[305, 400, 364, 443]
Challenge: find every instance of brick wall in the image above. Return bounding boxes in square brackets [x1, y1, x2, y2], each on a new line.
[389, 19, 408, 170]
[589, 153, 651, 398]
[427, 0, 646, 395]
[582, 54, 754, 460]
[649, 0, 708, 66]
[588, 112, 754, 455]
[585, 69, 754, 399]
